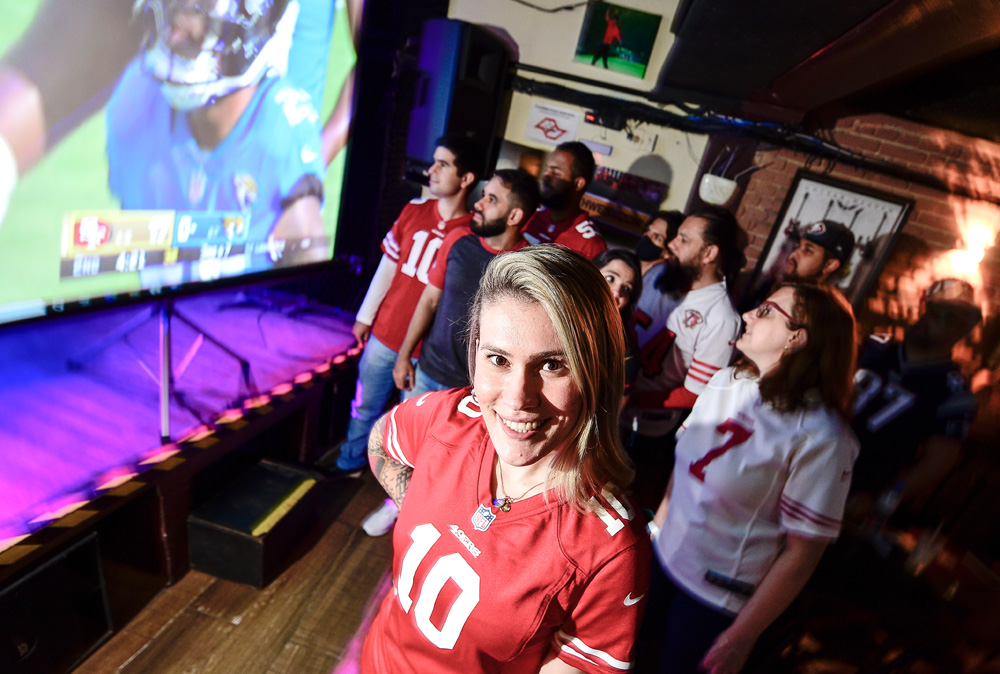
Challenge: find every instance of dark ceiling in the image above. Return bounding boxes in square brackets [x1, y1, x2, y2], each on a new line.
[652, 0, 1000, 142]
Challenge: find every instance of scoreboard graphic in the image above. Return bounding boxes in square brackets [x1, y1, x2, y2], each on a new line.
[59, 210, 249, 279]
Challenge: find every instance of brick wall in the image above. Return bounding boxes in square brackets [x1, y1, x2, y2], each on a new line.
[733, 112, 1000, 374]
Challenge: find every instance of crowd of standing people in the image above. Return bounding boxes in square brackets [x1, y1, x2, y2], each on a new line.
[0, 3, 985, 672]
[339, 139, 983, 674]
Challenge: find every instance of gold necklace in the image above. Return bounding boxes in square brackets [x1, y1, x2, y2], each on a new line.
[492, 460, 544, 512]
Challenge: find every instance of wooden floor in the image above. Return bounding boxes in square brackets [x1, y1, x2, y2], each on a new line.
[68, 464, 1000, 674]
[74, 472, 393, 674]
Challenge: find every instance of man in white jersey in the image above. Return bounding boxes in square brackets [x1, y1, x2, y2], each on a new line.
[623, 207, 747, 508]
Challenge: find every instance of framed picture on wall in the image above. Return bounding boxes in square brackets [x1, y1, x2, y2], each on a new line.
[748, 170, 913, 308]
[574, 2, 662, 78]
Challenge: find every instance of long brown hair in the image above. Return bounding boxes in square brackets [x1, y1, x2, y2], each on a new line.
[736, 283, 856, 418]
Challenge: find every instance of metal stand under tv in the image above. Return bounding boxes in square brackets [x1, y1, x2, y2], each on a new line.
[67, 299, 257, 443]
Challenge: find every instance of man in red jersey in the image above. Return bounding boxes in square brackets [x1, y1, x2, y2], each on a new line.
[332, 134, 482, 474]
[363, 168, 539, 538]
[522, 141, 607, 259]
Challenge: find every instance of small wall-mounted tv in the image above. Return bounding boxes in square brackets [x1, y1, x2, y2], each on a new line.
[0, 0, 360, 327]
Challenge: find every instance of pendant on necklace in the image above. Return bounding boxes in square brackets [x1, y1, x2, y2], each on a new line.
[492, 497, 512, 513]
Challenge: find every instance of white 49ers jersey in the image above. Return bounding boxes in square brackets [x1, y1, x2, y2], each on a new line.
[627, 281, 740, 436]
[361, 387, 650, 673]
[657, 369, 858, 614]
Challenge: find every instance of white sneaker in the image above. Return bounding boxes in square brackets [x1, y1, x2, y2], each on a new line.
[362, 499, 399, 537]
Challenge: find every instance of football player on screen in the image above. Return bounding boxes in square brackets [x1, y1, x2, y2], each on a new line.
[0, 0, 358, 240]
[105, 0, 327, 277]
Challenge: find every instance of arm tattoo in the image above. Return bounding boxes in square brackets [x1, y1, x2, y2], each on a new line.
[368, 413, 413, 508]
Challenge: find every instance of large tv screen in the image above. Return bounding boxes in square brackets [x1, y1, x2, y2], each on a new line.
[0, 0, 359, 326]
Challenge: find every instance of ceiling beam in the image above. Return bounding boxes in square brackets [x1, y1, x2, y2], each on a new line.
[747, 0, 1000, 118]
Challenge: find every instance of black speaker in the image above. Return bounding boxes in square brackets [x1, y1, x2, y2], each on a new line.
[0, 533, 112, 674]
[405, 18, 512, 179]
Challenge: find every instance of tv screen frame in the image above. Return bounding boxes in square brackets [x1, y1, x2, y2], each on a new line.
[0, 0, 362, 328]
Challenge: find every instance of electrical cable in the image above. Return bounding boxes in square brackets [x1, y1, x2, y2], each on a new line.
[511, 73, 1000, 206]
[508, 0, 590, 12]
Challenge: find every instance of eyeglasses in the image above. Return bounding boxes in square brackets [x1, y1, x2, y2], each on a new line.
[755, 301, 804, 329]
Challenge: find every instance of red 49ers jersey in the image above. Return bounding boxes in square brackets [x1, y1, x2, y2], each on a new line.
[361, 387, 650, 674]
[370, 198, 472, 353]
[522, 207, 607, 260]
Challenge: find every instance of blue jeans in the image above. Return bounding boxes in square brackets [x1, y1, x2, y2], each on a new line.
[408, 365, 451, 399]
[336, 335, 414, 471]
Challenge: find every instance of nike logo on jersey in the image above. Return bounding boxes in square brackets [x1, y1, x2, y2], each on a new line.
[624, 593, 643, 606]
[415, 392, 433, 406]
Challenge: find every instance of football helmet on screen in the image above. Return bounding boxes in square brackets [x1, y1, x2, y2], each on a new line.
[134, 0, 299, 110]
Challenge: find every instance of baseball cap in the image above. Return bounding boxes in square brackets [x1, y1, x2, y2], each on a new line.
[800, 220, 856, 263]
[924, 278, 983, 333]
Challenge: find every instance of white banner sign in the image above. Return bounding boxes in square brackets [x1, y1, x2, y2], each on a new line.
[524, 102, 581, 146]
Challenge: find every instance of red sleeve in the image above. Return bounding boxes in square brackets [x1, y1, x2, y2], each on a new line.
[630, 385, 699, 410]
[427, 227, 470, 289]
[521, 210, 547, 239]
[380, 203, 415, 261]
[554, 503, 651, 673]
[382, 387, 480, 469]
[382, 389, 456, 468]
[577, 234, 608, 260]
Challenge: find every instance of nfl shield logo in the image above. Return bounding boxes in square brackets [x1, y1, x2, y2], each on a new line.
[471, 504, 496, 532]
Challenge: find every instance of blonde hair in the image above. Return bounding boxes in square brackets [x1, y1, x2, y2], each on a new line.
[467, 246, 633, 511]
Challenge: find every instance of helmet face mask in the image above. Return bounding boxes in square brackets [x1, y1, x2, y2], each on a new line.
[135, 0, 297, 110]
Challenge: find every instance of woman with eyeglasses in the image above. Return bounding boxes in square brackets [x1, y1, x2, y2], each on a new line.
[637, 283, 859, 674]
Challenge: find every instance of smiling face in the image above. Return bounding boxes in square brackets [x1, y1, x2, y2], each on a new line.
[166, 1, 210, 57]
[474, 296, 583, 471]
[737, 286, 804, 374]
[600, 259, 637, 311]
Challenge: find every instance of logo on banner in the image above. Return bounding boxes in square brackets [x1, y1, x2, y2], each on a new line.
[535, 117, 568, 141]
